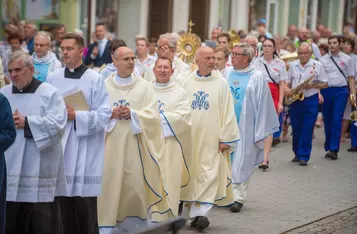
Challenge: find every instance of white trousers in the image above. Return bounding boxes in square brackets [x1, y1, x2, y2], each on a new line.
[182, 202, 213, 219]
[232, 179, 250, 204]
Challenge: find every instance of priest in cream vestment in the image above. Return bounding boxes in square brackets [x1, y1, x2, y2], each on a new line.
[150, 57, 192, 222]
[144, 33, 191, 82]
[98, 47, 168, 234]
[178, 47, 240, 231]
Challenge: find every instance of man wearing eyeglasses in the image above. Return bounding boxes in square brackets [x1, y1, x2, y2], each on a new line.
[225, 43, 279, 213]
[32, 31, 62, 82]
[0, 50, 67, 234]
[47, 33, 111, 234]
[144, 33, 191, 82]
[179, 47, 239, 231]
[98, 47, 167, 233]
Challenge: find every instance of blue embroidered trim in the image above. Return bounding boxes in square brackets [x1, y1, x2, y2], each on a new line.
[135, 135, 164, 213]
[196, 71, 211, 77]
[160, 113, 191, 188]
[66, 176, 101, 185]
[192, 91, 210, 110]
[221, 139, 240, 144]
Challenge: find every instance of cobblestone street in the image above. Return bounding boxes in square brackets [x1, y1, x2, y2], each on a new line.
[181, 128, 357, 234]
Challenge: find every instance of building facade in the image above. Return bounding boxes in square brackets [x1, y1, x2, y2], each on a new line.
[0, 0, 356, 49]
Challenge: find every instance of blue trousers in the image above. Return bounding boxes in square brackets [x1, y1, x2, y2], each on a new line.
[350, 121, 357, 148]
[273, 112, 283, 139]
[289, 94, 319, 161]
[321, 87, 349, 152]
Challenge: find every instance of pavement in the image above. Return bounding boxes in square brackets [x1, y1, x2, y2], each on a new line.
[180, 127, 357, 234]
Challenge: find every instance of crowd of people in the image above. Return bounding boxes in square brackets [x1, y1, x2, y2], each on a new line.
[0, 16, 357, 234]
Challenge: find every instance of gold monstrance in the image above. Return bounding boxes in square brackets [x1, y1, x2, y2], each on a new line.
[178, 20, 198, 63]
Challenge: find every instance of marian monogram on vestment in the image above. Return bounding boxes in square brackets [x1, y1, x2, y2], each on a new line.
[113, 99, 130, 107]
[230, 80, 240, 103]
[191, 91, 210, 110]
[158, 100, 165, 113]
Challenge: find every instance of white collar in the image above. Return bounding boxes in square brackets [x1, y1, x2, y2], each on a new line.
[114, 74, 133, 85]
[154, 81, 171, 87]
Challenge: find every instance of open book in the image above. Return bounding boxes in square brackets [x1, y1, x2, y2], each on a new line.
[62, 87, 89, 111]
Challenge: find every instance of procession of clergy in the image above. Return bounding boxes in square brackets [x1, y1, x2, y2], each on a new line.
[1, 23, 356, 234]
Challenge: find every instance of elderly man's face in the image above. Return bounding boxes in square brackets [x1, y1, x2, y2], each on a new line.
[197, 49, 216, 72]
[157, 38, 174, 59]
[298, 45, 312, 65]
[34, 35, 50, 58]
[24, 24, 36, 38]
[8, 58, 34, 90]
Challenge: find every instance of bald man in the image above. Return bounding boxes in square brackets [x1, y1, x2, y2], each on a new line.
[98, 47, 168, 234]
[296, 27, 321, 59]
[179, 47, 239, 231]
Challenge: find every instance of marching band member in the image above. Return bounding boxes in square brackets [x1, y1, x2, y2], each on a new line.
[286, 43, 328, 166]
[320, 36, 356, 160]
[253, 38, 287, 170]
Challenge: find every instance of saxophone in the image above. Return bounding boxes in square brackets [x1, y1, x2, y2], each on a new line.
[285, 63, 315, 105]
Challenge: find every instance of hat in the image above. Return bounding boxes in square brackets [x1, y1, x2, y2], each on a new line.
[257, 18, 267, 25]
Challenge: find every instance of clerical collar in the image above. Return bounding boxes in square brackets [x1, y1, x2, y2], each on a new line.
[12, 77, 42, 94]
[155, 81, 171, 87]
[114, 74, 133, 85]
[65, 64, 88, 79]
[196, 71, 211, 78]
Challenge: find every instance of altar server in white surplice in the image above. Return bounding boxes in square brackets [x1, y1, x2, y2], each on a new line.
[224, 43, 280, 213]
[0, 51, 66, 234]
[47, 33, 111, 234]
[144, 33, 191, 82]
[178, 47, 240, 231]
[151, 57, 192, 222]
[98, 47, 168, 234]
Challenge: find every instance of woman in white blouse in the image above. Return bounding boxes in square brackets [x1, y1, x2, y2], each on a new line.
[253, 38, 288, 170]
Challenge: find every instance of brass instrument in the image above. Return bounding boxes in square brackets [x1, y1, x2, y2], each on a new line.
[285, 63, 315, 105]
[177, 20, 198, 64]
[280, 52, 298, 70]
[229, 29, 240, 49]
[350, 93, 357, 120]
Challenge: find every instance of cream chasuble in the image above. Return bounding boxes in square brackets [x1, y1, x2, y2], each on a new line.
[151, 81, 192, 221]
[179, 70, 240, 206]
[143, 57, 191, 82]
[98, 74, 169, 228]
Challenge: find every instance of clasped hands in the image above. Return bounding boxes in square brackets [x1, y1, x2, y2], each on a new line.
[111, 106, 131, 120]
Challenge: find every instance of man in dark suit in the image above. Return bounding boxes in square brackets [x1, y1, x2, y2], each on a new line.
[84, 23, 112, 68]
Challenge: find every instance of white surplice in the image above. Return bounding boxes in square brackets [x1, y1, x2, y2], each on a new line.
[0, 82, 67, 202]
[47, 68, 112, 197]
